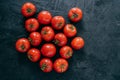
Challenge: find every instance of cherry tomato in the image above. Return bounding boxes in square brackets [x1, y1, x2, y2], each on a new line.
[51, 16, 65, 30]
[60, 46, 73, 59]
[41, 43, 56, 58]
[39, 58, 53, 72]
[71, 37, 84, 50]
[16, 38, 30, 53]
[25, 18, 39, 32]
[63, 24, 77, 37]
[68, 7, 83, 22]
[27, 48, 40, 62]
[53, 58, 68, 73]
[28, 32, 42, 46]
[41, 26, 55, 42]
[37, 11, 52, 25]
[54, 33, 67, 47]
[21, 2, 36, 17]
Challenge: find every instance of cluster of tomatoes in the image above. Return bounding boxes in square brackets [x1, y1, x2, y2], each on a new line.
[15, 2, 84, 73]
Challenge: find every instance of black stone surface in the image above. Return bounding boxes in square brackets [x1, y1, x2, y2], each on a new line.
[0, 0, 120, 80]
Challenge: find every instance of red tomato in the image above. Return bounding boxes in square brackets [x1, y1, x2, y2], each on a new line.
[71, 37, 84, 50]
[68, 7, 83, 22]
[41, 26, 55, 42]
[21, 2, 36, 17]
[41, 43, 56, 57]
[63, 24, 77, 37]
[25, 18, 39, 32]
[51, 16, 65, 30]
[16, 38, 30, 53]
[54, 33, 67, 47]
[37, 11, 52, 25]
[39, 58, 53, 72]
[27, 48, 40, 62]
[60, 46, 73, 59]
[53, 58, 68, 73]
[28, 32, 42, 46]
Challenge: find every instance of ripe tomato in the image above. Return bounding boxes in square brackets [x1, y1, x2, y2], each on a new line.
[16, 38, 30, 53]
[27, 48, 40, 62]
[53, 58, 68, 73]
[54, 33, 67, 47]
[68, 7, 83, 22]
[28, 32, 42, 46]
[37, 11, 52, 25]
[41, 43, 56, 57]
[21, 2, 36, 17]
[60, 46, 73, 59]
[25, 18, 39, 32]
[51, 16, 65, 30]
[41, 26, 55, 42]
[63, 24, 77, 37]
[71, 37, 84, 50]
[39, 58, 53, 72]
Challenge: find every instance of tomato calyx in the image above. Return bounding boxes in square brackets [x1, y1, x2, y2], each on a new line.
[42, 30, 47, 35]
[41, 63, 47, 71]
[54, 39, 60, 45]
[27, 8, 32, 13]
[60, 64, 65, 72]
[21, 44, 25, 50]
[71, 13, 78, 19]
[28, 37, 33, 44]
[66, 50, 72, 57]
[28, 54, 32, 60]
[57, 22, 63, 27]
[29, 24, 34, 28]
[69, 25, 75, 30]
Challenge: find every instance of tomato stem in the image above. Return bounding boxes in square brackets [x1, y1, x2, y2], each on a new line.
[27, 8, 32, 13]
[28, 55, 32, 60]
[41, 63, 47, 71]
[69, 25, 75, 30]
[60, 64, 65, 72]
[29, 24, 34, 28]
[54, 39, 60, 45]
[57, 22, 62, 27]
[21, 44, 25, 50]
[42, 30, 47, 35]
[66, 50, 72, 57]
[71, 13, 78, 19]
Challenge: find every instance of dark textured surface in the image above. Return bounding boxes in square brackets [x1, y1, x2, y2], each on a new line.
[0, 0, 120, 80]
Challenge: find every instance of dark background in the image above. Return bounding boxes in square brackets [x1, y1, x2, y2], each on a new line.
[0, 0, 120, 80]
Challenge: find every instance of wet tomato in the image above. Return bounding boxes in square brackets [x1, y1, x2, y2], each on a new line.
[71, 37, 84, 50]
[39, 58, 53, 72]
[16, 38, 30, 53]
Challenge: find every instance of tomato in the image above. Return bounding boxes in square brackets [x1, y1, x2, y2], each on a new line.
[53, 58, 68, 73]
[41, 26, 55, 42]
[54, 33, 67, 47]
[39, 58, 53, 72]
[63, 24, 77, 37]
[27, 48, 40, 62]
[41, 43, 56, 57]
[28, 32, 42, 46]
[16, 38, 30, 53]
[21, 2, 36, 17]
[60, 46, 73, 59]
[25, 18, 39, 32]
[71, 37, 84, 50]
[37, 11, 52, 25]
[51, 16, 65, 30]
[68, 7, 83, 22]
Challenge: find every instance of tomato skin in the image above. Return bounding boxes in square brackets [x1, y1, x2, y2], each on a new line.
[51, 16, 65, 30]
[16, 38, 30, 53]
[21, 2, 36, 17]
[25, 18, 39, 32]
[39, 58, 53, 72]
[63, 24, 77, 37]
[53, 58, 68, 73]
[41, 26, 55, 42]
[41, 43, 56, 58]
[68, 7, 83, 22]
[28, 32, 42, 46]
[27, 48, 40, 62]
[54, 33, 67, 47]
[71, 37, 84, 50]
[37, 11, 52, 25]
[60, 46, 73, 59]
